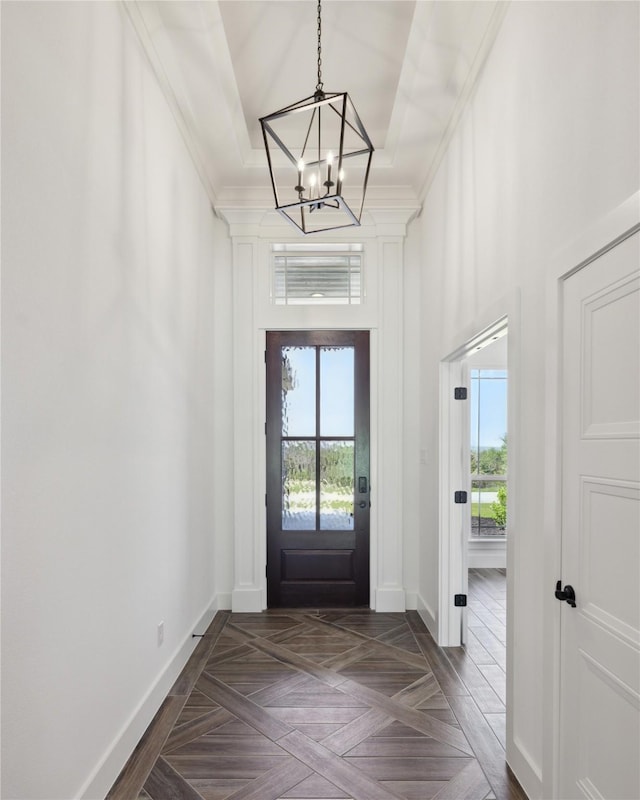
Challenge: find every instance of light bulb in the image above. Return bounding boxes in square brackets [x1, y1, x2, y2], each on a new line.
[296, 159, 305, 194]
[326, 152, 333, 187]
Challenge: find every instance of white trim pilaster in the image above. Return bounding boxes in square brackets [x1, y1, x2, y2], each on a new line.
[231, 236, 264, 612]
[374, 237, 406, 611]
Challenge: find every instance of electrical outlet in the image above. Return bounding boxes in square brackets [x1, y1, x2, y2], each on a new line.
[157, 621, 164, 647]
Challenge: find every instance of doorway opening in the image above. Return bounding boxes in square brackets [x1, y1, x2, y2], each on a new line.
[439, 319, 509, 647]
[464, 332, 508, 742]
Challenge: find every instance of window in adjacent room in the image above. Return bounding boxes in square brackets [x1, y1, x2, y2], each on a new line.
[470, 369, 507, 537]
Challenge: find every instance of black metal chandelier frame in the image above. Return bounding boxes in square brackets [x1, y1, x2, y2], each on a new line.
[259, 1, 374, 235]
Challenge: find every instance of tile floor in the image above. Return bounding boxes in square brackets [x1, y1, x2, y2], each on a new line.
[107, 568, 523, 800]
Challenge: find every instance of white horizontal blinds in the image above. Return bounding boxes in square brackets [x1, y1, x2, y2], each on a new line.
[272, 244, 363, 305]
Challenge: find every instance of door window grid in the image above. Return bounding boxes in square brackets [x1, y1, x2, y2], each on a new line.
[470, 369, 507, 537]
[281, 345, 355, 531]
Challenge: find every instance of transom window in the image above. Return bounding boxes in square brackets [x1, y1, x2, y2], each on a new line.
[271, 243, 363, 305]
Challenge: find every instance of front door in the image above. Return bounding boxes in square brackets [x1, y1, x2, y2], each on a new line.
[266, 330, 370, 607]
[558, 229, 639, 798]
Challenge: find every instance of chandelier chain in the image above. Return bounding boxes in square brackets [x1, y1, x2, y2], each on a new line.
[316, 0, 323, 93]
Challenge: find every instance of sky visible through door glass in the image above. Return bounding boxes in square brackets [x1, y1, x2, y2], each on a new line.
[284, 347, 354, 436]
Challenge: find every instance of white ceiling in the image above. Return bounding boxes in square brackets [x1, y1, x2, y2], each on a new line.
[125, 0, 508, 212]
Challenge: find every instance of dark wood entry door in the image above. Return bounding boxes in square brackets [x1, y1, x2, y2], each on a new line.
[266, 330, 370, 607]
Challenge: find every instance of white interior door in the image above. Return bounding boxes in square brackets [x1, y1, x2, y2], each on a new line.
[559, 229, 640, 799]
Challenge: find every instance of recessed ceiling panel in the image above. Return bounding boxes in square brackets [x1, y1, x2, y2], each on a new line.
[219, 0, 416, 150]
[128, 0, 507, 207]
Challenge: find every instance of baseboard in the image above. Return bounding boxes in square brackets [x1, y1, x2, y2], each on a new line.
[468, 539, 507, 569]
[508, 736, 544, 800]
[416, 592, 438, 638]
[375, 587, 406, 612]
[79, 596, 219, 800]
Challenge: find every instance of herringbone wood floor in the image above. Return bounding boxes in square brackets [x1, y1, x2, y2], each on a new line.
[108, 569, 525, 800]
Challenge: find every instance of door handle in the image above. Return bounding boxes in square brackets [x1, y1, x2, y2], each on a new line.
[358, 476, 368, 494]
[555, 581, 577, 608]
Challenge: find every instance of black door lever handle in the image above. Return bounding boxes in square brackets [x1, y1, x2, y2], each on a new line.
[555, 581, 577, 608]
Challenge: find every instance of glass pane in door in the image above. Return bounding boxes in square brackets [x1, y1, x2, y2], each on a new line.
[320, 347, 354, 436]
[282, 441, 316, 530]
[282, 347, 316, 436]
[320, 441, 354, 530]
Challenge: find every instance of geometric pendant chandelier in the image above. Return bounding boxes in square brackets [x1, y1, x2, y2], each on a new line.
[259, 0, 374, 234]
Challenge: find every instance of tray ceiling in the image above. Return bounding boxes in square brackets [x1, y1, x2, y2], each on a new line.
[125, 0, 508, 212]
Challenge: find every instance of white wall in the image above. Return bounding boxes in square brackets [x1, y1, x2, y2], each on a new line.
[1, 2, 232, 798]
[408, 2, 639, 797]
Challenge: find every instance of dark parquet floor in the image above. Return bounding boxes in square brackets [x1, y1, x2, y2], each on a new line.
[108, 568, 525, 800]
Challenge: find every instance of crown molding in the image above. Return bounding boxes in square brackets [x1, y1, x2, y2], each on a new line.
[217, 206, 420, 239]
[417, 0, 510, 202]
[123, 0, 220, 206]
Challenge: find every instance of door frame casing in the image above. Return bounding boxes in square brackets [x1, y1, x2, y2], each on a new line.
[438, 355, 470, 645]
[264, 329, 371, 608]
[257, 326, 382, 612]
[438, 309, 516, 648]
[543, 192, 640, 800]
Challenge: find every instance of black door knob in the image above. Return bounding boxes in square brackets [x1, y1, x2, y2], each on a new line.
[555, 581, 577, 608]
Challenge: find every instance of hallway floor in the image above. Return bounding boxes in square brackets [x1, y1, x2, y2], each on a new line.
[108, 569, 524, 800]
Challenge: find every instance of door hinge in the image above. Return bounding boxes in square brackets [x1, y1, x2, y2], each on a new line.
[264, 350, 267, 363]
[265, 493, 267, 507]
[454, 491, 468, 504]
[264, 422, 267, 435]
[454, 594, 467, 607]
[454, 387, 468, 400]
